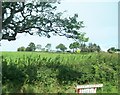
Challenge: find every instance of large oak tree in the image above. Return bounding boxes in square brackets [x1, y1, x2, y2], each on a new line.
[1, 1, 87, 41]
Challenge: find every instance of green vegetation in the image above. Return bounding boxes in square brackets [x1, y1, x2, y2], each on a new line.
[2, 52, 118, 93]
[2, 1, 88, 41]
[56, 43, 67, 52]
[69, 42, 79, 52]
[107, 47, 120, 53]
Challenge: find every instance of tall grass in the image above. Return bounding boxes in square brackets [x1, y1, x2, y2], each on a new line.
[2, 52, 118, 93]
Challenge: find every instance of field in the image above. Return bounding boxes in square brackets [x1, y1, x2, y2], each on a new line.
[1, 52, 118, 93]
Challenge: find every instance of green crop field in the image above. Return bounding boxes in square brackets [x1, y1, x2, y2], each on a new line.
[1, 52, 118, 93]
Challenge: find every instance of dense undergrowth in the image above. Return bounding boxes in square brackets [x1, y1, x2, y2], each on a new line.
[1, 52, 118, 93]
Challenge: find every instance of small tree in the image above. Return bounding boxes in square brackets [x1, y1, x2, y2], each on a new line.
[77, 33, 89, 46]
[36, 44, 42, 51]
[26, 42, 36, 51]
[41, 48, 45, 51]
[45, 43, 51, 52]
[80, 43, 87, 52]
[69, 42, 79, 52]
[96, 45, 101, 52]
[107, 47, 116, 53]
[25, 47, 32, 51]
[17, 46, 25, 51]
[69, 43, 75, 52]
[56, 43, 67, 52]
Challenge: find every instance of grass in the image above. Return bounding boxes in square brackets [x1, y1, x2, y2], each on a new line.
[1, 51, 118, 93]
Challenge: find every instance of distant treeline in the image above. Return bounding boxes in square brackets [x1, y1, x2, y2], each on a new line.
[17, 42, 119, 53]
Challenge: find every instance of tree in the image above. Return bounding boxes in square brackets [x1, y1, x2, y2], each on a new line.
[45, 43, 51, 51]
[77, 33, 89, 45]
[41, 48, 45, 51]
[25, 47, 32, 51]
[26, 42, 36, 51]
[36, 44, 42, 51]
[69, 43, 75, 52]
[17, 46, 25, 51]
[69, 42, 79, 52]
[116, 49, 120, 51]
[87, 43, 101, 52]
[1, 1, 85, 41]
[73, 42, 79, 50]
[73, 32, 89, 52]
[56, 43, 67, 52]
[96, 45, 101, 52]
[110, 47, 116, 51]
[80, 43, 87, 52]
[107, 47, 116, 53]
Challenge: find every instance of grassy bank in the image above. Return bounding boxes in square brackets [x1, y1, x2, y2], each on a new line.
[1, 52, 118, 93]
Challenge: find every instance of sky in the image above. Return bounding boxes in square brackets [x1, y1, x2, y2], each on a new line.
[0, 0, 119, 51]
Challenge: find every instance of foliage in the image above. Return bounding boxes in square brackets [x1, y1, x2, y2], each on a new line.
[107, 47, 118, 53]
[80, 43, 87, 52]
[36, 44, 42, 51]
[69, 42, 79, 52]
[26, 42, 36, 51]
[17, 46, 26, 51]
[2, 1, 86, 41]
[2, 52, 118, 93]
[56, 43, 67, 52]
[87, 43, 101, 52]
[77, 33, 89, 44]
[69, 42, 101, 53]
[79, 43, 101, 52]
[45, 43, 51, 51]
[25, 47, 32, 51]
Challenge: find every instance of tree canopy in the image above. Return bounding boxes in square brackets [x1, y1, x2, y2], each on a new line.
[45, 43, 51, 51]
[56, 43, 67, 52]
[69, 42, 79, 52]
[107, 47, 117, 53]
[26, 42, 36, 51]
[36, 44, 42, 51]
[1, 1, 87, 41]
[17, 46, 25, 51]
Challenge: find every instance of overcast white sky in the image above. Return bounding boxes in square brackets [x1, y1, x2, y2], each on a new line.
[0, 0, 119, 51]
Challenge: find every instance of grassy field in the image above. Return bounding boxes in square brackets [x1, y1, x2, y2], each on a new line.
[1, 51, 118, 93]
